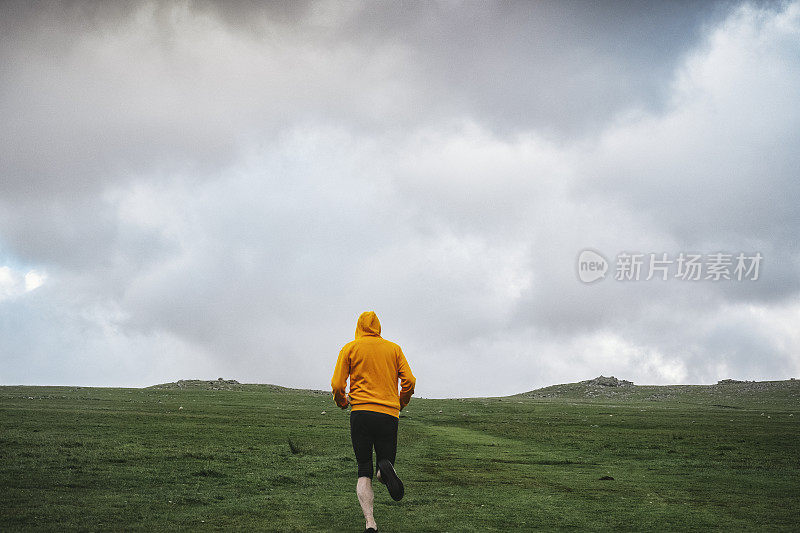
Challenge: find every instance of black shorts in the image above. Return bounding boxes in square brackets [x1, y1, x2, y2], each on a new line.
[349, 410, 398, 479]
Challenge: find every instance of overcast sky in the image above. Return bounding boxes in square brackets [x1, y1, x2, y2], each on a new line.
[2, 0, 799, 397]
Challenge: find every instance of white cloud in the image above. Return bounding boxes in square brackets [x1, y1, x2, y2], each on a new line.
[24, 270, 46, 292]
[0, 267, 16, 300]
[0, 265, 46, 301]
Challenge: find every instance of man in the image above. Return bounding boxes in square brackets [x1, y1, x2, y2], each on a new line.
[331, 311, 416, 533]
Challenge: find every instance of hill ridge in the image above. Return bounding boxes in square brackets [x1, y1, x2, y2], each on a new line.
[144, 375, 799, 405]
[516, 376, 799, 406]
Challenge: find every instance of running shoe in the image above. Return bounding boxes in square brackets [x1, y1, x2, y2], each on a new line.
[377, 459, 404, 501]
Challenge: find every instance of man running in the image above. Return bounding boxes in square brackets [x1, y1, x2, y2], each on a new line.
[331, 311, 416, 533]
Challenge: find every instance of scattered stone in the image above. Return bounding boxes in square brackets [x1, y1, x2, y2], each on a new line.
[321, 411, 326, 415]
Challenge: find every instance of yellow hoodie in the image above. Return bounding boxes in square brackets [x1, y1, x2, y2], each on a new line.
[331, 311, 416, 418]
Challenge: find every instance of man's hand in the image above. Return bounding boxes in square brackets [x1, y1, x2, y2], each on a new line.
[341, 394, 351, 409]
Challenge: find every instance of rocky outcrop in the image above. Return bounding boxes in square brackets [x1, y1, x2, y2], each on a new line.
[581, 375, 634, 387]
[149, 378, 242, 390]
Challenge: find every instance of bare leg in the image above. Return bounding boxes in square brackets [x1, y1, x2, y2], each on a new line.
[356, 476, 377, 530]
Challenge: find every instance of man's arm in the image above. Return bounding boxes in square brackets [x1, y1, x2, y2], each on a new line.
[397, 348, 416, 410]
[331, 346, 350, 409]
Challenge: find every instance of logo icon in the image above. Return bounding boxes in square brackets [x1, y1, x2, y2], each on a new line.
[577, 249, 608, 283]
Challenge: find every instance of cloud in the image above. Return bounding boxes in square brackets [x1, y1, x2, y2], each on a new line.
[0, 0, 733, 206]
[1, 0, 799, 394]
[0, 265, 46, 301]
[583, 2, 800, 251]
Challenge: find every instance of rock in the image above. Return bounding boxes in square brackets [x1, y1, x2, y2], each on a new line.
[717, 379, 744, 384]
[581, 375, 634, 387]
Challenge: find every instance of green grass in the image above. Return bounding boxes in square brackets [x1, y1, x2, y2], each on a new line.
[1, 380, 799, 531]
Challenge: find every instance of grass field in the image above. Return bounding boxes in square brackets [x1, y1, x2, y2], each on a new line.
[1, 379, 799, 531]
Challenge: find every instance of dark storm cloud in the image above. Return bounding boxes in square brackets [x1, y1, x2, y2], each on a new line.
[335, 0, 743, 137]
[0, 0, 737, 206]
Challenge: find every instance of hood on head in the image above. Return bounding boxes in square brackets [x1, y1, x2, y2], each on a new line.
[355, 311, 381, 338]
